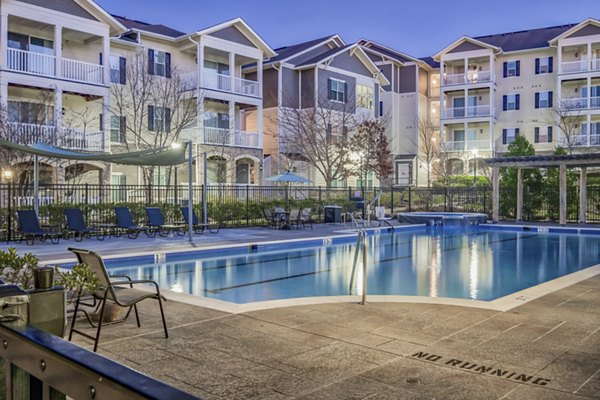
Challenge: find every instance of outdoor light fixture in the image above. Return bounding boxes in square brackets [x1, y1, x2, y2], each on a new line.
[3, 169, 12, 180]
[171, 143, 181, 149]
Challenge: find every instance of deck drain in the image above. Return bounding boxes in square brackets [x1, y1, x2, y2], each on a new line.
[406, 377, 421, 384]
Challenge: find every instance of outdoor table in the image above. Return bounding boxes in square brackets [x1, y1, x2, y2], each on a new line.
[96, 223, 120, 238]
[273, 210, 291, 230]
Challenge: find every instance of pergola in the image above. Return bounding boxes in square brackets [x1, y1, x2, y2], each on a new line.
[485, 153, 600, 226]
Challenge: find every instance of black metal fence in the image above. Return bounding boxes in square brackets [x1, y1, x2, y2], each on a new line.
[0, 183, 598, 240]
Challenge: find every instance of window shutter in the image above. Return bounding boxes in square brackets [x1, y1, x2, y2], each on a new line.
[326, 123, 332, 143]
[547, 126, 553, 142]
[535, 58, 540, 74]
[515, 128, 520, 137]
[516, 60, 520, 76]
[343, 82, 348, 103]
[165, 52, 171, 78]
[148, 105, 155, 131]
[502, 129, 507, 144]
[503, 62, 507, 78]
[515, 94, 520, 110]
[548, 57, 553, 73]
[502, 95, 507, 111]
[120, 116, 126, 143]
[534, 92, 540, 109]
[148, 49, 155, 75]
[99, 113, 103, 131]
[165, 108, 171, 133]
[327, 79, 333, 100]
[379, 101, 383, 117]
[534, 127, 540, 143]
[99, 52, 103, 66]
[548, 91, 553, 108]
[119, 57, 127, 84]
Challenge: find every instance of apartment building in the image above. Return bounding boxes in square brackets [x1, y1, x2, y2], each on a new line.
[248, 35, 388, 186]
[359, 40, 439, 187]
[433, 18, 600, 176]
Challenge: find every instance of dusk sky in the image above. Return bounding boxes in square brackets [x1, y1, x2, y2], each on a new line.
[97, 0, 599, 57]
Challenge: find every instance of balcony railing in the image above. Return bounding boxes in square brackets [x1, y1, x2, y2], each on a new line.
[61, 57, 104, 84]
[6, 48, 105, 84]
[202, 69, 231, 92]
[201, 126, 260, 148]
[442, 105, 491, 119]
[560, 97, 600, 110]
[234, 77, 259, 97]
[6, 48, 55, 77]
[562, 134, 600, 147]
[443, 70, 491, 86]
[592, 58, 600, 72]
[6, 122, 105, 151]
[561, 60, 589, 74]
[443, 140, 491, 152]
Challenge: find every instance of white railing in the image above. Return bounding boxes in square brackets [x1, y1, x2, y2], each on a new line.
[444, 140, 490, 152]
[561, 97, 588, 110]
[592, 58, 600, 72]
[443, 73, 464, 86]
[202, 69, 231, 92]
[180, 71, 198, 91]
[234, 77, 259, 97]
[61, 58, 104, 84]
[5, 122, 104, 151]
[6, 48, 55, 76]
[233, 130, 260, 147]
[203, 126, 230, 145]
[561, 60, 588, 74]
[466, 70, 491, 83]
[442, 105, 491, 119]
[591, 97, 600, 108]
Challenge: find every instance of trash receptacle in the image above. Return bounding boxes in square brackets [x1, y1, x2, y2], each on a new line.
[324, 206, 342, 224]
[0, 282, 30, 324]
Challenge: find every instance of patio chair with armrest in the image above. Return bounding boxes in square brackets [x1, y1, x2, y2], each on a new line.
[64, 208, 104, 241]
[146, 207, 184, 237]
[67, 247, 169, 352]
[300, 207, 314, 230]
[374, 206, 394, 227]
[263, 208, 278, 229]
[180, 207, 220, 234]
[115, 207, 156, 239]
[16, 209, 60, 245]
[287, 208, 302, 229]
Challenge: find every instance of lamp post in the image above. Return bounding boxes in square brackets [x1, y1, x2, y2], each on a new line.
[4, 169, 13, 242]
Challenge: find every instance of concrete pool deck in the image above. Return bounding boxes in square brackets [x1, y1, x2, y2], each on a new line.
[69, 274, 600, 399]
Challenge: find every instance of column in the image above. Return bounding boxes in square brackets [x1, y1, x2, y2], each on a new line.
[102, 35, 110, 85]
[559, 163, 567, 226]
[587, 42, 592, 70]
[257, 58, 263, 98]
[198, 43, 204, 90]
[197, 42, 204, 144]
[516, 168, 523, 222]
[586, 111, 591, 146]
[463, 57, 468, 84]
[0, 13, 8, 70]
[54, 25, 62, 78]
[0, 81, 8, 107]
[257, 104, 263, 149]
[440, 58, 445, 88]
[557, 45, 562, 74]
[229, 52, 235, 93]
[579, 167, 587, 224]
[492, 166, 499, 223]
[54, 89, 62, 146]
[229, 100, 235, 146]
[102, 95, 110, 152]
[489, 54, 494, 82]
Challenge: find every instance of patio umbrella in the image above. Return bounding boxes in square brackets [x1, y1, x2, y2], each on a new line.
[265, 171, 311, 209]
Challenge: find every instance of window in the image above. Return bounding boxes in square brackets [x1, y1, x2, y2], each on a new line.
[148, 49, 171, 78]
[147, 105, 171, 132]
[356, 84, 374, 110]
[328, 78, 346, 103]
[535, 91, 553, 109]
[110, 55, 126, 84]
[204, 112, 229, 129]
[110, 115, 126, 143]
[503, 94, 520, 111]
[203, 60, 230, 75]
[534, 127, 553, 143]
[535, 57, 553, 74]
[7, 101, 53, 125]
[153, 167, 167, 185]
[110, 174, 126, 202]
[582, 122, 600, 136]
[503, 60, 520, 77]
[502, 128, 519, 145]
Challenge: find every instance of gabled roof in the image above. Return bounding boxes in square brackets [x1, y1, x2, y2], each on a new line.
[433, 36, 501, 60]
[357, 39, 422, 65]
[419, 57, 440, 69]
[58, 0, 127, 35]
[295, 44, 353, 67]
[266, 35, 343, 65]
[476, 23, 577, 52]
[112, 14, 185, 38]
[549, 18, 600, 44]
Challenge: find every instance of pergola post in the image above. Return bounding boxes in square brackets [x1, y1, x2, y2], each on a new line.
[492, 166, 499, 223]
[516, 168, 523, 222]
[559, 163, 567, 226]
[579, 167, 587, 224]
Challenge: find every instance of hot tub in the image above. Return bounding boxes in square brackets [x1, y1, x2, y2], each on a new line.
[397, 212, 488, 226]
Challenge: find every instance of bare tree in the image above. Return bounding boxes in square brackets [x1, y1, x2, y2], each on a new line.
[545, 98, 584, 154]
[417, 117, 439, 187]
[278, 93, 359, 188]
[350, 118, 393, 186]
[110, 51, 198, 185]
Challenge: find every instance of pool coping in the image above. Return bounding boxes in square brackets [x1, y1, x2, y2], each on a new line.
[49, 222, 600, 314]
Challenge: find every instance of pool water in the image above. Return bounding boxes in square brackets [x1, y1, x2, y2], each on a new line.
[107, 227, 600, 303]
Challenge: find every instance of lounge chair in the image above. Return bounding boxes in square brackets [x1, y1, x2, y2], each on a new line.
[64, 208, 104, 241]
[16, 209, 60, 245]
[300, 207, 314, 230]
[67, 247, 168, 352]
[180, 207, 220, 234]
[374, 206, 394, 227]
[263, 208, 278, 229]
[114, 207, 156, 239]
[146, 207, 184, 237]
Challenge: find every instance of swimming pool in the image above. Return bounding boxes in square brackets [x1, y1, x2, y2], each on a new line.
[104, 226, 600, 304]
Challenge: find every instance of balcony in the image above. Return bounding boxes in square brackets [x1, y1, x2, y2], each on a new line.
[6, 122, 105, 151]
[443, 140, 491, 152]
[202, 126, 260, 148]
[6, 48, 104, 85]
[234, 77, 259, 97]
[182, 69, 260, 97]
[560, 59, 600, 74]
[443, 71, 491, 86]
[442, 105, 491, 119]
[563, 134, 600, 147]
[560, 97, 600, 110]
